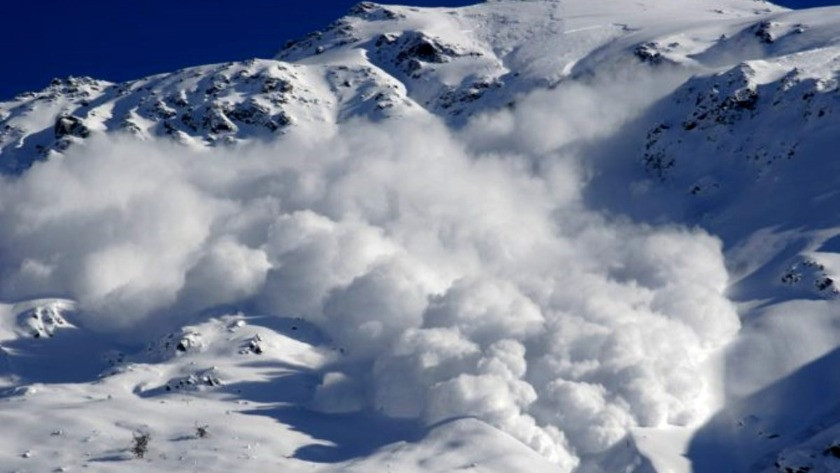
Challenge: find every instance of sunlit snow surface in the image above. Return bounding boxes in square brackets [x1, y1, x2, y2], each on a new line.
[2, 0, 840, 472]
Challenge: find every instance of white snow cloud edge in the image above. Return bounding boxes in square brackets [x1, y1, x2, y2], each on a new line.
[0, 72, 739, 470]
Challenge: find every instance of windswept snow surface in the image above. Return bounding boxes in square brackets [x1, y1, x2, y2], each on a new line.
[2, 0, 840, 472]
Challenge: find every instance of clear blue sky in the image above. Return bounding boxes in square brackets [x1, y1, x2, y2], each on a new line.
[1, 0, 837, 100]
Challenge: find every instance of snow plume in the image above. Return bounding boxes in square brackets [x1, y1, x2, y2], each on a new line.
[0, 73, 738, 469]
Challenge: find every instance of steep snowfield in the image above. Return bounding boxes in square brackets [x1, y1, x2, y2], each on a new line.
[3, 0, 840, 472]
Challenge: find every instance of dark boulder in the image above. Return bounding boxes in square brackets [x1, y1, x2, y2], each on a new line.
[53, 115, 90, 139]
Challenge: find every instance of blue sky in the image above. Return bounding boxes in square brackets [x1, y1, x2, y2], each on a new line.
[2, 0, 837, 100]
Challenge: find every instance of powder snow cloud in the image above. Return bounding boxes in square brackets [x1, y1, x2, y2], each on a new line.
[0, 72, 739, 470]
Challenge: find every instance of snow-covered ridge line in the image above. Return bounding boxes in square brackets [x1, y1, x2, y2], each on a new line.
[0, 0, 804, 173]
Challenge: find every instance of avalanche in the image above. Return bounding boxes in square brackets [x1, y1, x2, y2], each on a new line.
[2, 1, 840, 472]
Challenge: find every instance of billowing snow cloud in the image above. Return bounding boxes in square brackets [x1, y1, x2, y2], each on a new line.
[0, 73, 739, 470]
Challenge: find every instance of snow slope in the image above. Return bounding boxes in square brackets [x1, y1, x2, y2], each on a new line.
[3, 0, 840, 472]
[1, 304, 564, 473]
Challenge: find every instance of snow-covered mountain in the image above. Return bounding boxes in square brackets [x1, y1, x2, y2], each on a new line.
[0, 0, 792, 170]
[3, 1, 840, 472]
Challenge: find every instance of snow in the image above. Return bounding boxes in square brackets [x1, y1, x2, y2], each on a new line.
[3, 0, 840, 472]
[0, 307, 561, 473]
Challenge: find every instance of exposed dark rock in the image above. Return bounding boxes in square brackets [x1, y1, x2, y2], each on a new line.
[437, 78, 503, 111]
[815, 276, 834, 292]
[164, 369, 222, 392]
[152, 100, 177, 119]
[120, 119, 142, 136]
[226, 100, 285, 132]
[262, 76, 293, 94]
[167, 91, 189, 108]
[350, 2, 404, 20]
[53, 115, 90, 139]
[374, 31, 476, 77]
[147, 330, 203, 360]
[754, 20, 776, 44]
[239, 334, 264, 355]
[633, 42, 676, 66]
[202, 106, 237, 134]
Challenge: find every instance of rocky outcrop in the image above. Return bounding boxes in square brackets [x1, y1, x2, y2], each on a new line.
[53, 115, 90, 139]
